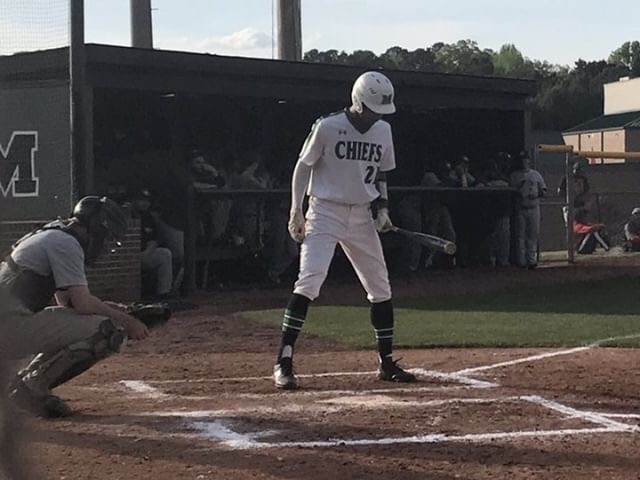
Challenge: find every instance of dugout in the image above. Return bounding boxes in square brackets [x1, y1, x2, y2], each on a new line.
[0, 44, 536, 297]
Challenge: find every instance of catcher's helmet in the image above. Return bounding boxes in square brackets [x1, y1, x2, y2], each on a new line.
[72, 196, 128, 241]
[351, 71, 396, 115]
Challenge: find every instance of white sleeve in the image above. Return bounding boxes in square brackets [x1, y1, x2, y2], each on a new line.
[298, 118, 325, 167]
[290, 160, 312, 211]
[380, 124, 396, 172]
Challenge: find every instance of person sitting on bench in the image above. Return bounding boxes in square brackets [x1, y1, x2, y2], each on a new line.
[573, 208, 610, 254]
[623, 207, 640, 252]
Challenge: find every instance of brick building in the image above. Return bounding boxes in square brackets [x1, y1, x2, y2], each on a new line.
[562, 77, 640, 164]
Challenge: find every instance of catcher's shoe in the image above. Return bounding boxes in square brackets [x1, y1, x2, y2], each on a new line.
[10, 380, 73, 418]
[273, 358, 298, 390]
[378, 358, 417, 383]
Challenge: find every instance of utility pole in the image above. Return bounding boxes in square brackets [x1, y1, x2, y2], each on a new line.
[70, 0, 87, 198]
[130, 0, 153, 48]
[277, 0, 302, 61]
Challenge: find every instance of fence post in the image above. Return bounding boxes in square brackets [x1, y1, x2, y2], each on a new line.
[183, 185, 197, 295]
[565, 153, 575, 263]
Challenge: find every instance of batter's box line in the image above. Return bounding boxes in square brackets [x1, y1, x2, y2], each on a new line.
[455, 333, 640, 376]
[182, 395, 639, 450]
[118, 368, 496, 389]
[145, 396, 527, 418]
[115, 379, 480, 402]
[112, 368, 495, 402]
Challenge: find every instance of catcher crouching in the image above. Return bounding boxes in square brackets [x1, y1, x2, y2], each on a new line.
[0, 196, 171, 418]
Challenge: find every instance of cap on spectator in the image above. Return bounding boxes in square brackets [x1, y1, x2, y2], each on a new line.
[632, 207, 640, 215]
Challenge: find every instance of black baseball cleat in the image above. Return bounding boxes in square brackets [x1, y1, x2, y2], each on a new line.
[273, 357, 298, 390]
[10, 379, 73, 418]
[378, 358, 417, 383]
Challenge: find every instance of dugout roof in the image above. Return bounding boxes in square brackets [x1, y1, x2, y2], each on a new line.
[0, 44, 536, 111]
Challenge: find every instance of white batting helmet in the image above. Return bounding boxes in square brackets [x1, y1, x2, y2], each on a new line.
[351, 71, 396, 115]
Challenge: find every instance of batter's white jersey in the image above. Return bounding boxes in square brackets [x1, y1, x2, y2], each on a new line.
[299, 110, 396, 205]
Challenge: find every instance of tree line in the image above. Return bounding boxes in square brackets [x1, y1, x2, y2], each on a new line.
[303, 40, 640, 131]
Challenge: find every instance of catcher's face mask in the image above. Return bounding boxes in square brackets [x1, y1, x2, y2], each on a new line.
[74, 196, 127, 265]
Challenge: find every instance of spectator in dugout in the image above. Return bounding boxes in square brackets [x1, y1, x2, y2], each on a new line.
[484, 156, 512, 268]
[623, 207, 640, 252]
[130, 188, 178, 300]
[188, 149, 232, 244]
[227, 149, 272, 252]
[573, 207, 610, 254]
[448, 155, 477, 188]
[420, 171, 456, 269]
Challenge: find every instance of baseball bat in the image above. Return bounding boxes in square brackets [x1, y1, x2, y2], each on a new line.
[390, 226, 457, 255]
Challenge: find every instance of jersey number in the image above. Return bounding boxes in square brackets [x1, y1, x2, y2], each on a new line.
[364, 166, 379, 184]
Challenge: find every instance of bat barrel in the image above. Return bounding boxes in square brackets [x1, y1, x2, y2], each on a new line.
[391, 227, 456, 256]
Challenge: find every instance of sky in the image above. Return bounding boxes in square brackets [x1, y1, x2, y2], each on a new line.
[1, 0, 639, 66]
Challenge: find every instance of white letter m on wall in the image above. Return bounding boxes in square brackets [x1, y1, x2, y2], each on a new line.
[0, 131, 39, 198]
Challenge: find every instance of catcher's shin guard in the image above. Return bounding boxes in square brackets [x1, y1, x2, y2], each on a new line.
[18, 319, 125, 392]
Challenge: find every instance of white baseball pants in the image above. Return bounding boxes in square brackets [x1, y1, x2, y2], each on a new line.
[293, 197, 392, 303]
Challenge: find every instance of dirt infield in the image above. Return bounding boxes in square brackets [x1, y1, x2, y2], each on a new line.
[20, 263, 640, 479]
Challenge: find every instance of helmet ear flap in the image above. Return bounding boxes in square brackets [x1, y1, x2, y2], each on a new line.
[352, 95, 364, 114]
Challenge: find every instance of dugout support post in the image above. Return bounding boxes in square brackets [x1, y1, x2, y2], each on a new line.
[183, 184, 197, 296]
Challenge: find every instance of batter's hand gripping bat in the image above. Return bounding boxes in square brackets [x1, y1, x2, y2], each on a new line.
[389, 226, 457, 255]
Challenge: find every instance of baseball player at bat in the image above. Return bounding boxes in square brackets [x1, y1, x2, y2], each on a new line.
[274, 71, 416, 390]
[0, 196, 164, 418]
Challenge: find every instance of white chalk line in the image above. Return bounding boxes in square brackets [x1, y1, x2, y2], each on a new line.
[455, 347, 591, 375]
[231, 427, 629, 450]
[181, 394, 639, 449]
[138, 368, 491, 386]
[591, 412, 640, 420]
[109, 333, 640, 450]
[145, 396, 525, 418]
[589, 332, 640, 347]
[522, 395, 633, 431]
[125, 332, 640, 387]
[118, 381, 471, 401]
[456, 332, 640, 375]
[119, 380, 169, 399]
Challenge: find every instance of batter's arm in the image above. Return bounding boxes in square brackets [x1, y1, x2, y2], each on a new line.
[291, 160, 312, 211]
[373, 172, 393, 232]
[374, 171, 389, 209]
[288, 160, 313, 242]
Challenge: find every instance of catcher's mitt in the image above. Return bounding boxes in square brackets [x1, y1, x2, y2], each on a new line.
[125, 302, 172, 329]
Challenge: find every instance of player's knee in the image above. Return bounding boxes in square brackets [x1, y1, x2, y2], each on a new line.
[292, 286, 319, 302]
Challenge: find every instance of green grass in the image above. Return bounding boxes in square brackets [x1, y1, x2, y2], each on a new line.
[242, 276, 640, 349]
